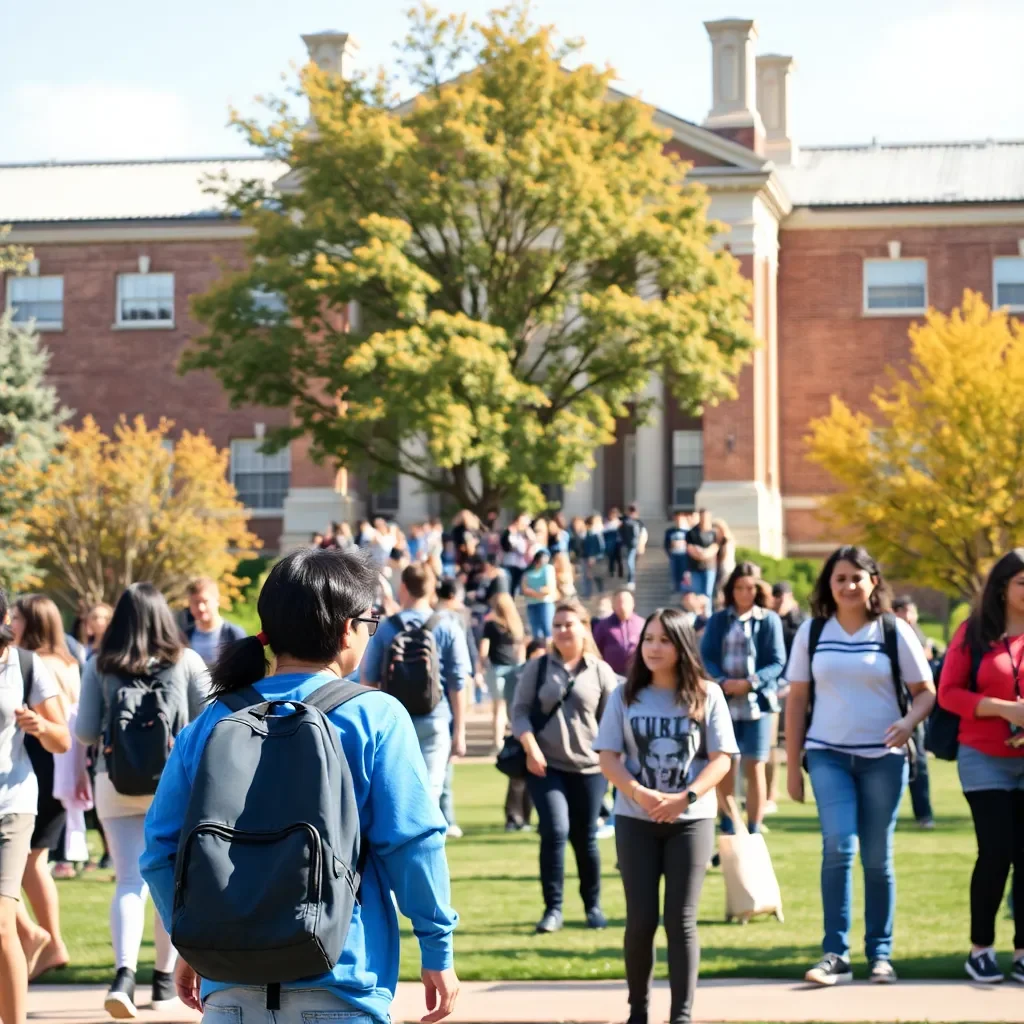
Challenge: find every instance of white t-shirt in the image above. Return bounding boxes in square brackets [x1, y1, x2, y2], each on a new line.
[786, 616, 931, 758]
[0, 647, 61, 814]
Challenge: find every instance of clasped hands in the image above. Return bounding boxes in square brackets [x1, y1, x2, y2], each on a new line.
[631, 783, 690, 824]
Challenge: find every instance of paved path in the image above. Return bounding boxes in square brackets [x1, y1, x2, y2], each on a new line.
[26, 979, 1020, 1023]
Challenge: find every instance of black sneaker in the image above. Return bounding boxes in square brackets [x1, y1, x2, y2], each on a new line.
[151, 969, 178, 1011]
[535, 909, 563, 934]
[869, 959, 897, 984]
[1010, 958, 1024, 984]
[804, 953, 853, 987]
[104, 967, 137, 1019]
[586, 906, 608, 930]
[966, 950, 1003, 984]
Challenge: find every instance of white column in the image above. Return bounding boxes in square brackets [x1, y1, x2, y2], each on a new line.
[281, 488, 360, 551]
[561, 469, 597, 518]
[634, 373, 666, 518]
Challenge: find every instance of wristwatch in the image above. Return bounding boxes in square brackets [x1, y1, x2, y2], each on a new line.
[685, 789, 698, 806]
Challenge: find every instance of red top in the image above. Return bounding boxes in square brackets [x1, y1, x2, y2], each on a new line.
[938, 622, 1024, 759]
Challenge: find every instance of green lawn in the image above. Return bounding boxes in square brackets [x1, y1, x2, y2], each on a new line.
[50, 760, 997, 984]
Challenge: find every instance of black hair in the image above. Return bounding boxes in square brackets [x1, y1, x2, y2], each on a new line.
[624, 608, 706, 719]
[0, 587, 12, 651]
[892, 595, 915, 613]
[771, 581, 792, 598]
[525, 638, 548, 659]
[97, 583, 185, 676]
[966, 548, 1024, 657]
[722, 561, 765, 609]
[530, 549, 550, 569]
[437, 577, 460, 602]
[810, 545, 891, 620]
[209, 547, 379, 698]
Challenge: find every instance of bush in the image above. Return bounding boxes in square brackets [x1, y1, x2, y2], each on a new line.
[735, 547, 820, 610]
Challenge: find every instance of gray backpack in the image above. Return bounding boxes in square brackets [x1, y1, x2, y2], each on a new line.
[171, 680, 369, 1003]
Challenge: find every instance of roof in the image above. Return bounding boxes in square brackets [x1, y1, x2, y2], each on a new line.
[778, 140, 1024, 207]
[0, 157, 287, 224]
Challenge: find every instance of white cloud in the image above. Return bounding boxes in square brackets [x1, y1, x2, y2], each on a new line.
[9, 82, 192, 162]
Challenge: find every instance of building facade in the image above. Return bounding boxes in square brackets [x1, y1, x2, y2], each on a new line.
[3, 20, 1024, 555]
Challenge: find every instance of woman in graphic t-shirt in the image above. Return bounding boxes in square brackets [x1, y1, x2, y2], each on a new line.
[785, 546, 934, 987]
[595, 608, 736, 1024]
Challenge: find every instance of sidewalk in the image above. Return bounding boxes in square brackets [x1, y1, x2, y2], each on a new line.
[27, 978, 1020, 1023]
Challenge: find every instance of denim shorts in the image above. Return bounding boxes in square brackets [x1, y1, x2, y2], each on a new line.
[732, 715, 774, 763]
[486, 663, 519, 703]
[957, 743, 1024, 793]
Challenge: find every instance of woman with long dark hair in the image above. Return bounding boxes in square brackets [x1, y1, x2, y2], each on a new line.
[785, 546, 934, 986]
[700, 562, 786, 834]
[76, 583, 209, 1019]
[141, 547, 460, 1023]
[596, 609, 736, 1024]
[939, 548, 1024, 983]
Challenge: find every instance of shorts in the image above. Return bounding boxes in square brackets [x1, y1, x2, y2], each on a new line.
[957, 744, 1024, 793]
[0, 813, 35, 900]
[486, 663, 519, 703]
[732, 715, 774, 763]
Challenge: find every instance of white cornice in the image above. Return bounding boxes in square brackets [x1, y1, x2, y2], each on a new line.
[5, 223, 253, 244]
[784, 204, 1024, 230]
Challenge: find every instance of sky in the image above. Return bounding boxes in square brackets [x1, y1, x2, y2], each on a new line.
[2, 0, 1022, 165]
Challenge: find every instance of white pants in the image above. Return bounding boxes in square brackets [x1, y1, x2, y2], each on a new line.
[203, 986, 373, 1024]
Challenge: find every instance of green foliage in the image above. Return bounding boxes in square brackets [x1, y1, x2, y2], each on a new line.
[735, 546, 819, 610]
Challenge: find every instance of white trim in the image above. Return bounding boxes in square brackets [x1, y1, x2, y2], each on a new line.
[245, 509, 285, 520]
[993, 255, 1024, 313]
[862, 257, 928, 316]
[110, 322, 176, 331]
[784, 204, 1024, 231]
[5, 224, 253, 244]
[781, 495, 820, 510]
[116, 271, 175, 329]
[5, 274, 64, 331]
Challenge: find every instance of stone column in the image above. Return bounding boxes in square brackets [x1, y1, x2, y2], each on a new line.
[634, 373, 666, 519]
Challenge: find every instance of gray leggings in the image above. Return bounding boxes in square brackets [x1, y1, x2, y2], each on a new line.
[615, 814, 715, 1024]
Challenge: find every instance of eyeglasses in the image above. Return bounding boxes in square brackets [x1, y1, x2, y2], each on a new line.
[352, 616, 380, 637]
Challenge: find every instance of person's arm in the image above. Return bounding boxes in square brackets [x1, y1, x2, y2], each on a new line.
[509, 658, 547, 775]
[782, 620, 813, 803]
[18, 696, 71, 754]
[443, 625, 472, 758]
[882, 620, 937, 747]
[478, 634, 491, 668]
[703, 541, 720, 560]
[937, 628, 991, 720]
[74, 658, 104, 746]
[750, 614, 787, 694]
[184, 651, 213, 720]
[699, 614, 726, 682]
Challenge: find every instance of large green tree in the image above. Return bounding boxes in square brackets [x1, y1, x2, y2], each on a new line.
[186, 5, 755, 514]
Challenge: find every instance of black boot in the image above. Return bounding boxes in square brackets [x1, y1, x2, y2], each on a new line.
[104, 967, 137, 1019]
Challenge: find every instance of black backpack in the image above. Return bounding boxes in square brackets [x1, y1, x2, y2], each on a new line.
[382, 614, 444, 717]
[172, 681, 368, 1008]
[105, 669, 189, 796]
[619, 517, 641, 549]
[926, 645, 983, 761]
[500, 528, 513, 554]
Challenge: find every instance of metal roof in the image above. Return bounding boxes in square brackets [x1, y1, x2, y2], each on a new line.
[0, 157, 286, 224]
[778, 140, 1024, 207]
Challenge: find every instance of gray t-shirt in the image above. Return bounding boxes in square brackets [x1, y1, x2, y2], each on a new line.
[190, 625, 223, 667]
[0, 647, 61, 815]
[594, 682, 738, 822]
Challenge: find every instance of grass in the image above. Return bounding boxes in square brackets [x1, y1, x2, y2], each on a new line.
[49, 760, 1002, 984]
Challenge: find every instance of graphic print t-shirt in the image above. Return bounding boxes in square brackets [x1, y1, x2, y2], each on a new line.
[594, 683, 738, 822]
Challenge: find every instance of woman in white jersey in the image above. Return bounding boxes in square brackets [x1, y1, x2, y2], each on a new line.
[785, 546, 934, 987]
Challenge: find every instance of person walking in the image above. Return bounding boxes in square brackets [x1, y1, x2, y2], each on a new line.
[581, 516, 606, 599]
[699, 564, 786, 834]
[785, 546, 935, 986]
[604, 509, 624, 581]
[184, 577, 246, 668]
[772, 582, 805, 656]
[141, 547, 461, 1024]
[480, 594, 526, 753]
[522, 550, 558, 640]
[665, 511, 692, 594]
[511, 600, 618, 934]
[76, 583, 211, 1018]
[619, 505, 646, 591]
[81, 603, 113, 659]
[0, 588, 70, 1024]
[938, 548, 1024, 984]
[501, 514, 533, 597]
[595, 608, 737, 1024]
[553, 552, 577, 602]
[713, 520, 736, 606]
[685, 510, 718, 606]
[593, 590, 646, 678]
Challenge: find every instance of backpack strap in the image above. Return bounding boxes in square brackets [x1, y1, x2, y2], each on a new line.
[17, 648, 35, 707]
[387, 613, 408, 636]
[880, 612, 910, 716]
[303, 679, 373, 715]
[218, 685, 267, 712]
[806, 617, 827, 720]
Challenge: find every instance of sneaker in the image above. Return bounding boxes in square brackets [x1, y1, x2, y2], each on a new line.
[151, 970, 178, 1011]
[870, 959, 897, 984]
[99, 853, 112, 870]
[52, 861, 77, 879]
[586, 906, 608, 930]
[763, 800, 779, 816]
[804, 954, 853, 987]
[917, 817, 936, 830]
[104, 967, 138, 1019]
[535, 909, 563, 934]
[1010, 959, 1024, 984]
[596, 822, 615, 841]
[446, 824, 464, 839]
[965, 950, 1003, 984]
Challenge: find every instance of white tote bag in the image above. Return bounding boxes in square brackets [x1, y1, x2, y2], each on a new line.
[718, 797, 784, 924]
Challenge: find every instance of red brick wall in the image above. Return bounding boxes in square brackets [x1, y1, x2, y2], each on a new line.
[663, 139, 730, 168]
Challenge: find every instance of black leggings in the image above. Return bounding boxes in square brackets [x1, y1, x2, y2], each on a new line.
[966, 790, 1024, 949]
[616, 815, 715, 1024]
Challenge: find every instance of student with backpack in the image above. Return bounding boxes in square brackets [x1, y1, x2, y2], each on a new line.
[937, 548, 1024, 984]
[76, 583, 210, 1018]
[360, 563, 470, 806]
[141, 547, 460, 1024]
[619, 505, 646, 590]
[784, 547, 935, 987]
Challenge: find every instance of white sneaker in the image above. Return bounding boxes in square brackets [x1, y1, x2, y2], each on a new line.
[446, 824, 464, 839]
[596, 822, 615, 840]
[763, 800, 779, 815]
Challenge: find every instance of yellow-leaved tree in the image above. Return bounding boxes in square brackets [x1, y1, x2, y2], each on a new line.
[807, 291, 1024, 601]
[10, 416, 260, 608]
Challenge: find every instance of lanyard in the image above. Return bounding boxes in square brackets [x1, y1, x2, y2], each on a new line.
[1005, 637, 1024, 699]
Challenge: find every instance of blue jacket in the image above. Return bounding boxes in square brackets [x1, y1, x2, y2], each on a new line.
[700, 607, 786, 713]
[582, 531, 605, 559]
[141, 672, 457, 1023]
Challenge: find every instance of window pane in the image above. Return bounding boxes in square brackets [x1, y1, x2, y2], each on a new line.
[867, 284, 926, 310]
[251, 289, 287, 322]
[672, 430, 703, 465]
[119, 273, 174, 322]
[865, 259, 927, 311]
[995, 258, 1024, 308]
[8, 276, 64, 324]
[671, 430, 704, 509]
[230, 439, 290, 510]
[997, 282, 1024, 308]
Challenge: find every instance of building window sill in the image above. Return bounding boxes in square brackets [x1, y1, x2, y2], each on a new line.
[31, 323, 64, 332]
[862, 308, 927, 318]
[244, 508, 285, 519]
[111, 321, 176, 331]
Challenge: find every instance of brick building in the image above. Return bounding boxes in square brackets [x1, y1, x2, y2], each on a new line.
[3, 19, 1024, 555]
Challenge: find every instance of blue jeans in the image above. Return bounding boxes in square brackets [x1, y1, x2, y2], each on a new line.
[689, 568, 716, 602]
[527, 602, 555, 639]
[440, 759, 457, 827]
[670, 553, 689, 593]
[807, 749, 908, 962]
[624, 547, 639, 586]
[412, 712, 451, 807]
[203, 986, 372, 1024]
[908, 724, 933, 821]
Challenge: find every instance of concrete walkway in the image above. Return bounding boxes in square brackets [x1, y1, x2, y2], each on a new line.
[26, 978, 1021, 1023]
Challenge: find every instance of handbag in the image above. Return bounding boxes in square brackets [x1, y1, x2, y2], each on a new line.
[496, 657, 575, 779]
[926, 643, 983, 761]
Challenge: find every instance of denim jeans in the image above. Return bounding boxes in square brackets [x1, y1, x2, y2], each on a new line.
[525, 768, 607, 914]
[670, 553, 689, 593]
[806, 749, 908, 962]
[688, 568, 716, 602]
[202, 986, 372, 1024]
[624, 547, 639, 586]
[582, 558, 604, 598]
[907, 723, 933, 821]
[527, 601, 555, 639]
[440, 759, 457, 827]
[412, 712, 451, 807]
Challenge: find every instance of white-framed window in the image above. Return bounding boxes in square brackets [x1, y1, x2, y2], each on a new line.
[672, 429, 704, 509]
[863, 258, 927, 315]
[250, 288, 287, 324]
[994, 257, 1024, 312]
[230, 439, 290, 511]
[7, 275, 64, 329]
[116, 272, 174, 327]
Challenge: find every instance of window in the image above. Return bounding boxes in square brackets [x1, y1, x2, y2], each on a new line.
[369, 477, 400, 517]
[863, 259, 927, 314]
[994, 257, 1024, 312]
[7, 276, 64, 329]
[230, 439, 290, 511]
[672, 430, 704, 509]
[117, 272, 174, 326]
[250, 288, 287, 324]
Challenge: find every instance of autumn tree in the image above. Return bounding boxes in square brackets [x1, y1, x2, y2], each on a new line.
[807, 292, 1024, 601]
[9, 416, 259, 608]
[185, 5, 755, 515]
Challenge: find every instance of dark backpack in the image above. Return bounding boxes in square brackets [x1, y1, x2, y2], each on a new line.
[382, 614, 444, 717]
[619, 517, 641, 549]
[171, 680, 369, 1003]
[500, 528, 513, 554]
[926, 645, 983, 761]
[105, 669, 189, 796]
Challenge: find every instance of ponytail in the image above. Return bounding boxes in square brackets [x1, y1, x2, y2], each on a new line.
[209, 636, 269, 700]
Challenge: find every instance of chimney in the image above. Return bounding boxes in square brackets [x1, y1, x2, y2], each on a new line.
[756, 55, 797, 165]
[702, 18, 764, 154]
[301, 31, 360, 78]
